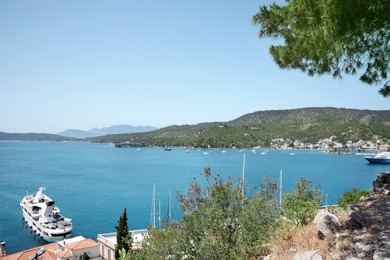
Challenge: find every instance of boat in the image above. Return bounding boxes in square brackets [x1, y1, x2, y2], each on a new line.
[365, 152, 390, 164]
[20, 187, 73, 242]
[164, 147, 172, 151]
[0, 241, 5, 256]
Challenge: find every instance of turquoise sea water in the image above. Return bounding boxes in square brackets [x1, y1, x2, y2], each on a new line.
[0, 141, 389, 254]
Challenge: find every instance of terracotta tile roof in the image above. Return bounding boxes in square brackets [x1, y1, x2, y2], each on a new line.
[56, 249, 73, 258]
[1, 243, 57, 260]
[64, 239, 98, 250]
[1, 237, 99, 260]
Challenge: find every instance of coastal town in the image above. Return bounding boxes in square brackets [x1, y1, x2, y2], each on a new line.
[266, 137, 390, 152]
[0, 231, 148, 260]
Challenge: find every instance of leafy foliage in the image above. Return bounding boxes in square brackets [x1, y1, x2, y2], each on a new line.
[253, 0, 390, 96]
[282, 177, 324, 226]
[81, 252, 90, 260]
[138, 168, 280, 259]
[115, 208, 133, 259]
[337, 187, 371, 209]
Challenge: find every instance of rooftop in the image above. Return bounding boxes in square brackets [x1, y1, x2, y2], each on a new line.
[1, 236, 99, 260]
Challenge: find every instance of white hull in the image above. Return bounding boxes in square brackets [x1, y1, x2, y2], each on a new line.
[20, 187, 72, 242]
[21, 209, 72, 242]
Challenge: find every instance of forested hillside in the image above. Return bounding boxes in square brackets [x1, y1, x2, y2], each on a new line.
[91, 108, 390, 147]
[0, 132, 78, 141]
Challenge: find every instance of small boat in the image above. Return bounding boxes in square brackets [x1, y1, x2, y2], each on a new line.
[365, 152, 390, 164]
[0, 241, 5, 256]
[20, 187, 73, 242]
[164, 147, 172, 151]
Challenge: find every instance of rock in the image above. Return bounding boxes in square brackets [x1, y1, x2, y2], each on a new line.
[293, 250, 323, 260]
[314, 210, 340, 238]
[354, 242, 374, 258]
[346, 211, 372, 230]
[373, 242, 390, 260]
[373, 172, 390, 194]
[334, 172, 390, 259]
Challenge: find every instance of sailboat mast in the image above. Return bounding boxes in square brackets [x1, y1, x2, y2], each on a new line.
[150, 183, 156, 228]
[241, 153, 246, 198]
[168, 190, 172, 222]
[279, 169, 283, 205]
[158, 199, 161, 228]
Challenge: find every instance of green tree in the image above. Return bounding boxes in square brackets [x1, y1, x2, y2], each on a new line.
[81, 252, 90, 260]
[282, 177, 324, 226]
[115, 208, 133, 259]
[337, 187, 371, 209]
[140, 167, 279, 259]
[253, 0, 390, 96]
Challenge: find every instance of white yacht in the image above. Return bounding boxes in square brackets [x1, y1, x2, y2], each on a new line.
[20, 187, 72, 242]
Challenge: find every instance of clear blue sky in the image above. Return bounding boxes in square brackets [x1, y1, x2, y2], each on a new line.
[1, 0, 388, 134]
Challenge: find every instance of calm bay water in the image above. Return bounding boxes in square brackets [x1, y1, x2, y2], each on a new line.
[0, 141, 389, 254]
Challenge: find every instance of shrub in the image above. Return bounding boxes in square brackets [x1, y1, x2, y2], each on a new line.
[337, 187, 370, 209]
[282, 177, 324, 226]
[139, 167, 279, 259]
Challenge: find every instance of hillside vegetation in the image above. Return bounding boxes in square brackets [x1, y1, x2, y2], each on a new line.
[0, 132, 78, 141]
[91, 107, 390, 147]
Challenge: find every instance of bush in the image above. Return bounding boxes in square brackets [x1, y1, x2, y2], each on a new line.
[337, 187, 371, 209]
[138, 167, 280, 259]
[282, 177, 324, 226]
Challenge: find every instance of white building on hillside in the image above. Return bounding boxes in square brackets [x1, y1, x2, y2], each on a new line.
[97, 229, 148, 260]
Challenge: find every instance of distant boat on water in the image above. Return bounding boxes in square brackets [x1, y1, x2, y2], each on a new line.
[365, 152, 390, 164]
[164, 147, 172, 151]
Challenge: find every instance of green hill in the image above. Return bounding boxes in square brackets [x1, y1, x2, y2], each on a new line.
[0, 132, 79, 141]
[91, 107, 390, 147]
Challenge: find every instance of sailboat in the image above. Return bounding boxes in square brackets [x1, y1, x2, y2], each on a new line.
[279, 169, 283, 206]
[278, 169, 283, 208]
[0, 224, 5, 256]
[150, 183, 157, 228]
[167, 191, 172, 223]
[241, 153, 246, 198]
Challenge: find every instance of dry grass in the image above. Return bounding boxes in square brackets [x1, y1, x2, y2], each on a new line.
[264, 223, 335, 260]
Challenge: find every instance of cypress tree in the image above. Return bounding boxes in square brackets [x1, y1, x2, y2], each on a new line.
[115, 208, 132, 259]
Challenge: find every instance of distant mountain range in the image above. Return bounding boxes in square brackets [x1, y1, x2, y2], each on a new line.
[58, 124, 158, 138]
[0, 132, 77, 141]
[0, 125, 159, 141]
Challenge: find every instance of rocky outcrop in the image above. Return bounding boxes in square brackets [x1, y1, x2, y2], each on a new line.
[373, 172, 390, 195]
[314, 210, 340, 239]
[335, 172, 390, 259]
[293, 250, 323, 260]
